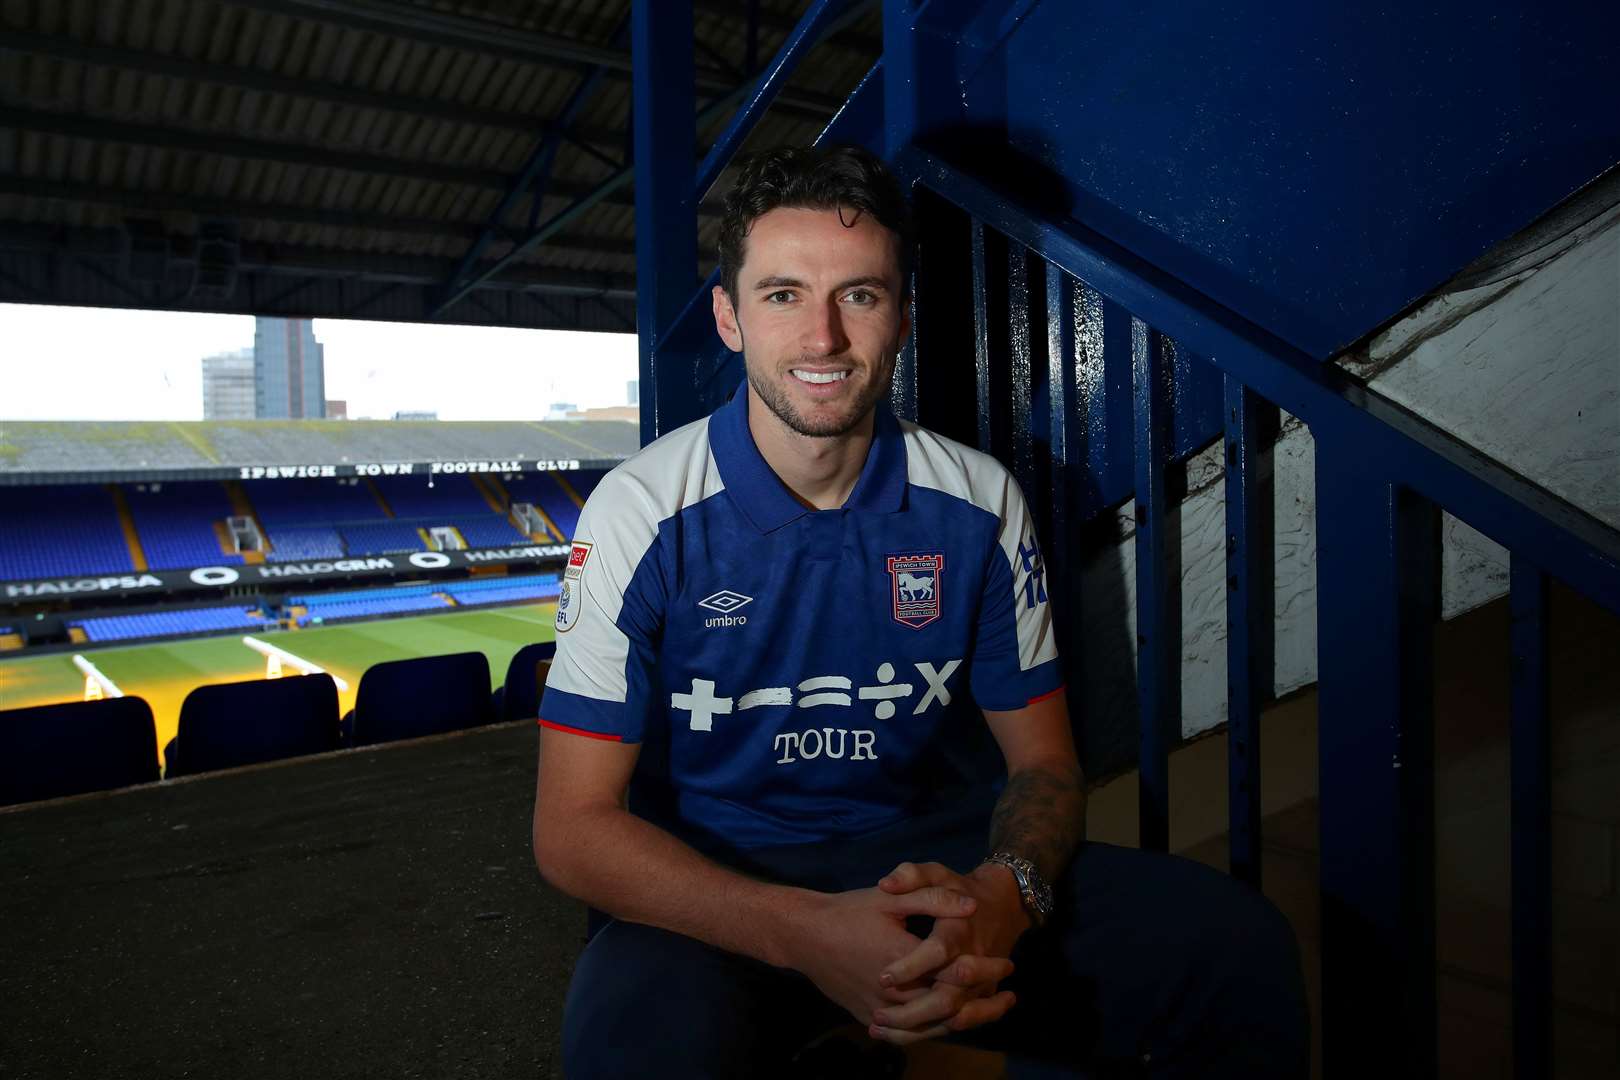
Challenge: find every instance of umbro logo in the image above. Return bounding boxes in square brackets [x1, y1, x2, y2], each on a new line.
[699, 589, 752, 627]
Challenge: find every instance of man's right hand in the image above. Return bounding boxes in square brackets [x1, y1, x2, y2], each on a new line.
[781, 885, 980, 1025]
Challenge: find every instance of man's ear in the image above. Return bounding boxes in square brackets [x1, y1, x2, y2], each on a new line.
[712, 285, 744, 353]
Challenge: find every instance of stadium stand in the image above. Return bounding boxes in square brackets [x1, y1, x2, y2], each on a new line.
[348, 651, 495, 746]
[0, 484, 133, 580]
[262, 525, 346, 562]
[286, 574, 555, 625]
[74, 606, 275, 643]
[444, 574, 561, 608]
[295, 594, 450, 625]
[373, 475, 488, 518]
[247, 477, 382, 527]
[0, 696, 160, 806]
[0, 420, 639, 477]
[504, 472, 597, 540]
[123, 482, 243, 570]
[165, 674, 339, 778]
[566, 470, 605, 502]
[338, 521, 429, 556]
[452, 516, 529, 549]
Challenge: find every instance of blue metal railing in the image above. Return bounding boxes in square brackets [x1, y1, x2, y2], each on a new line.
[631, 1, 1620, 1075]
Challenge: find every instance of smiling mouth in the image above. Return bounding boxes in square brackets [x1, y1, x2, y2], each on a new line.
[790, 369, 850, 384]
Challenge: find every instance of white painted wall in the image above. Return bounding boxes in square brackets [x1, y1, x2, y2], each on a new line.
[1075, 190, 1618, 741]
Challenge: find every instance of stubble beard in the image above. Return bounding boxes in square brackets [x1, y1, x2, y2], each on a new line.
[745, 354, 895, 439]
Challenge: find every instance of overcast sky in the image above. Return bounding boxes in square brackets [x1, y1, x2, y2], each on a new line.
[0, 304, 639, 421]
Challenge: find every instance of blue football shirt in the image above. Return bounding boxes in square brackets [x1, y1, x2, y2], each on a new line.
[541, 383, 1062, 849]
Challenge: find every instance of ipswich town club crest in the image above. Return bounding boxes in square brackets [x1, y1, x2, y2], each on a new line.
[886, 553, 944, 630]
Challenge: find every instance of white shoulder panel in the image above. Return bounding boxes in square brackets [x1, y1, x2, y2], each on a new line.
[546, 416, 723, 705]
[900, 420, 1059, 672]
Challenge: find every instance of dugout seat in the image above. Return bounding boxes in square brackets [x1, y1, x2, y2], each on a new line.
[0, 696, 160, 806]
[165, 674, 339, 778]
[349, 651, 495, 746]
[493, 641, 557, 723]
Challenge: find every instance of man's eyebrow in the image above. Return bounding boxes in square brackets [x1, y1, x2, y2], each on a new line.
[750, 275, 891, 292]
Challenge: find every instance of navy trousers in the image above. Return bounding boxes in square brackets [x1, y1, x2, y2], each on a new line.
[562, 806, 1308, 1079]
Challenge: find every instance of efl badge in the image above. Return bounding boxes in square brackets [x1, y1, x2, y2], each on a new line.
[886, 553, 944, 630]
[557, 541, 591, 634]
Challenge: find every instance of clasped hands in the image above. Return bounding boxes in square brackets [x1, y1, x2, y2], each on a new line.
[790, 860, 1030, 1047]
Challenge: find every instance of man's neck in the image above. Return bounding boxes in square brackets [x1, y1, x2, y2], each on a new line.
[746, 388, 874, 511]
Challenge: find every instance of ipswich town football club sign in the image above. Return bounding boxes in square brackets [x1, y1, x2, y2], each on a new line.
[886, 553, 944, 630]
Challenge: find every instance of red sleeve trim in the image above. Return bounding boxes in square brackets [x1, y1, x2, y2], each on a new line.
[1026, 684, 1066, 706]
[537, 718, 624, 742]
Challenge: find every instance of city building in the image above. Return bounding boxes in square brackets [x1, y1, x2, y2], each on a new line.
[200, 348, 255, 419]
[325, 400, 348, 420]
[253, 317, 326, 419]
[392, 410, 438, 421]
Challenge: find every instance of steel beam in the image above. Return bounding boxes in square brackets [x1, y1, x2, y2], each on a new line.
[693, 0, 882, 55]
[0, 176, 637, 256]
[438, 16, 631, 315]
[226, 0, 845, 118]
[1315, 450, 1438, 1077]
[1133, 318, 1175, 852]
[3, 106, 520, 194]
[1509, 554, 1552, 1079]
[694, 0, 868, 201]
[632, 0, 699, 444]
[907, 152, 1620, 615]
[0, 29, 624, 146]
[0, 222, 635, 298]
[1223, 376, 1277, 887]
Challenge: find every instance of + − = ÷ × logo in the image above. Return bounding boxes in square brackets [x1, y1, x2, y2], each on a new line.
[698, 590, 753, 614]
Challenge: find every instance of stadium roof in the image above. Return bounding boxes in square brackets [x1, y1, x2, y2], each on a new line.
[0, 418, 639, 484]
[0, 1, 881, 331]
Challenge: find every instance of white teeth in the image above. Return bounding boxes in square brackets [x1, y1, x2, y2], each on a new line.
[791, 369, 849, 384]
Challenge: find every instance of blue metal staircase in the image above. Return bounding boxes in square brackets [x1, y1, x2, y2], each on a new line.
[630, 2, 1620, 1074]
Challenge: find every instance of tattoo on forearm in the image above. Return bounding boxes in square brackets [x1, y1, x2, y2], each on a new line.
[988, 763, 1087, 881]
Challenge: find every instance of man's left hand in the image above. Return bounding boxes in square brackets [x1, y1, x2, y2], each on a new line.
[865, 860, 1032, 1044]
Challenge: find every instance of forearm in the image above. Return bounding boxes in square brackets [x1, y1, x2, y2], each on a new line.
[534, 804, 818, 969]
[986, 758, 1087, 883]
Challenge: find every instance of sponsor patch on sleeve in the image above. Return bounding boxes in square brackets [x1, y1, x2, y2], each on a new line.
[556, 542, 591, 633]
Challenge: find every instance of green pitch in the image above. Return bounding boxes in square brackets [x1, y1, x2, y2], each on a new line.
[0, 603, 557, 764]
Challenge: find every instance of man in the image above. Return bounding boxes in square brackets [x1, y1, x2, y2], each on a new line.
[534, 145, 1307, 1078]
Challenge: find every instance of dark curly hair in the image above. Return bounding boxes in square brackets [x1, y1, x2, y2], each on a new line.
[717, 144, 913, 303]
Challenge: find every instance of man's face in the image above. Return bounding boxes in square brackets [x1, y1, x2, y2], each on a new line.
[712, 206, 910, 439]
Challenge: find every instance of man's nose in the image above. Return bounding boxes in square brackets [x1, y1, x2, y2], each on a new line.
[801, 299, 849, 356]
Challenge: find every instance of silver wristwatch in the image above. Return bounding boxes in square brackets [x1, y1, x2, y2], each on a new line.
[984, 851, 1054, 928]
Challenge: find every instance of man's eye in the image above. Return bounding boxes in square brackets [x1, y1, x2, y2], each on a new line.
[766, 290, 795, 303]
[844, 289, 875, 305]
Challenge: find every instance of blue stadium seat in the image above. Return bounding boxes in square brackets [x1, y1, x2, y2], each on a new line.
[502, 471, 602, 541]
[165, 674, 339, 778]
[0, 484, 134, 580]
[0, 696, 160, 806]
[452, 516, 528, 549]
[339, 521, 428, 555]
[264, 525, 346, 561]
[495, 641, 558, 723]
[350, 651, 494, 746]
[74, 606, 273, 643]
[123, 482, 243, 570]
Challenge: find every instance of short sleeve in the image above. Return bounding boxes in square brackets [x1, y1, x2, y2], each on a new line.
[968, 473, 1062, 712]
[539, 474, 666, 743]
